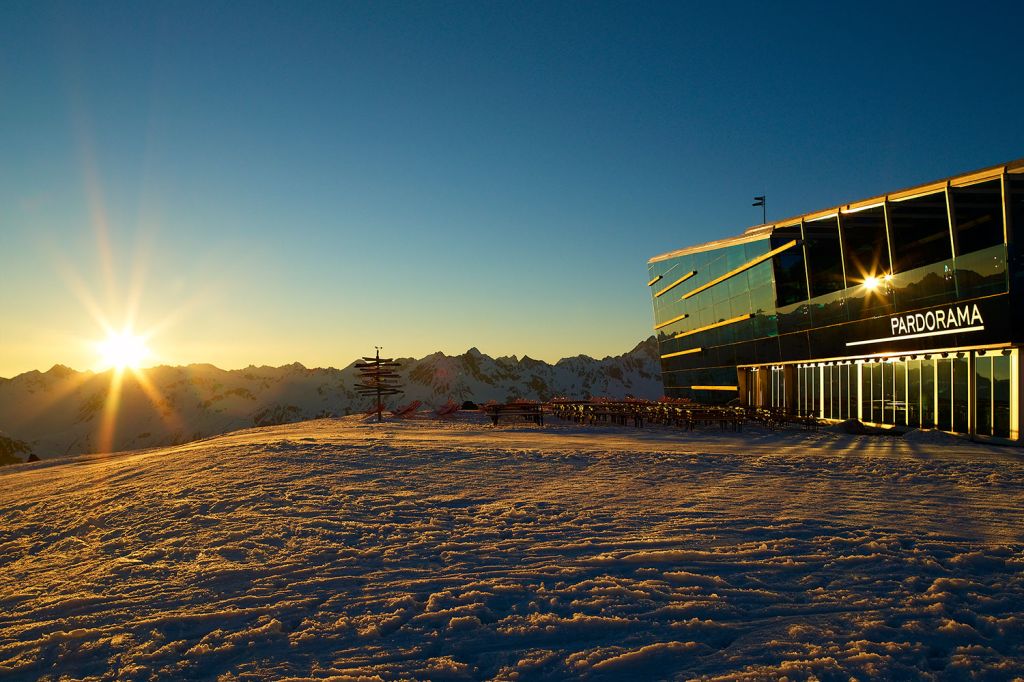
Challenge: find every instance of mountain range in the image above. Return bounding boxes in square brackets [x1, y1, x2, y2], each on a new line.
[0, 337, 661, 460]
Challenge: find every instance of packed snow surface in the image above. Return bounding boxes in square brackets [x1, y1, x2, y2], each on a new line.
[1, 415, 1023, 680]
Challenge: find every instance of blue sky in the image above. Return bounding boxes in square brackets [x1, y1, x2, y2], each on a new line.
[2, 1, 1022, 376]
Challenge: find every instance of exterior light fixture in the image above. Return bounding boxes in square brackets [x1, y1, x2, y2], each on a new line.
[863, 275, 880, 290]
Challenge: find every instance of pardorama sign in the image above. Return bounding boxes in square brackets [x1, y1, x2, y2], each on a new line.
[847, 303, 985, 347]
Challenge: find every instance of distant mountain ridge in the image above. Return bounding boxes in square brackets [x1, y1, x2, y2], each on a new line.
[0, 338, 661, 458]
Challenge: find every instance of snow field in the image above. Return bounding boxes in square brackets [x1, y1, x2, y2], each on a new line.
[1, 416, 1023, 679]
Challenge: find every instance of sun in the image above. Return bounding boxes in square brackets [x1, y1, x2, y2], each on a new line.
[96, 329, 151, 371]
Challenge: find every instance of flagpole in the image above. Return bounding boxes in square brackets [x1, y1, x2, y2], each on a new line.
[752, 195, 766, 224]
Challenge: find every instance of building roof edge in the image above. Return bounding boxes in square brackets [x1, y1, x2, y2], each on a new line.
[647, 157, 1024, 265]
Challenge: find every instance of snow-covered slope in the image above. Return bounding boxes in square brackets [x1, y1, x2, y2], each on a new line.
[0, 338, 660, 458]
[1, 417, 1023, 679]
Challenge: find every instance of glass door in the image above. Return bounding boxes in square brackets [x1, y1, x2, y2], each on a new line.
[975, 349, 1017, 441]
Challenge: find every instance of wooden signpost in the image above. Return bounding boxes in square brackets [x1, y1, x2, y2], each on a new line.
[354, 347, 403, 423]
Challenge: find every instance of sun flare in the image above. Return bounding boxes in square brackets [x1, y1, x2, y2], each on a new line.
[96, 330, 151, 371]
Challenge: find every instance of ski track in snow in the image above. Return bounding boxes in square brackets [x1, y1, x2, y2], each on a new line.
[1, 415, 1023, 680]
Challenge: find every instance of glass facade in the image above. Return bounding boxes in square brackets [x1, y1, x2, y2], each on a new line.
[649, 237, 777, 402]
[648, 162, 1024, 442]
[804, 216, 845, 297]
[888, 192, 953, 273]
[785, 350, 1016, 439]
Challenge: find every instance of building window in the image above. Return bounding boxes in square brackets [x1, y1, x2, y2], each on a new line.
[803, 216, 845, 298]
[842, 205, 894, 327]
[846, 363, 857, 420]
[822, 365, 832, 419]
[797, 364, 820, 417]
[860, 362, 870, 421]
[921, 359, 935, 428]
[893, 361, 907, 426]
[951, 179, 1004, 255]
[1009, 176, 1024, 237]
[887, 192, 952, 273]
[993, 353, 1012, 439]
[870, 362, 883, 424]
[771, 225, 808, 306]
[936, 358, 953, 431]
[770, 366, 785, 409]
[841, 206, 890, 282]
[953, 356, 969, 434]
[907, 359, 921, 428]
[977, 355, 992, 437]
[974, 351, 1012, 439]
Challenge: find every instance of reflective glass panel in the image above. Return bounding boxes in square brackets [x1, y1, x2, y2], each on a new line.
[953, 357, 969, 434]
[937, 358, 953, 431]
[841, 206, 890, 282]
[813, 366, 821, 418]
[837, 205, 887, 328]
[774, 368, 785, 409]
[810, 366, 818, 417]
[894, 361, 907, 426]
[846, 276, 894, 320]
[921, 359, 935, 428]
[976, 355, 992, 437]
[772, 225, 809, 306]
[888, 193, 953, 273]
[860, 363, 871, 421]
[795, 367, 803, 413]
[808, 366, 815, 416]
[831, 365, 840, 418]
[871, 362, 883, 423]
[776, 300, 811, 334]
[804, 217, 845, 297]
[908, 360, 921, 428]
[952, 180, 1004, 255]
[820, 366, 829, 418]
[796, 368, 803, 413]
[1011, 175, 1024, 223]
[889, 259, 957, 312]
[1010, 178, 1024, 270]
[808, 288, 848, 327]
[847, 364, 857, 420]
[749, 278, 776, 316]
[836, 364, 845, 420]
[993, 354, 1011, 439]
[883, 361, 894, 424]
[955, 243, 1007, 299]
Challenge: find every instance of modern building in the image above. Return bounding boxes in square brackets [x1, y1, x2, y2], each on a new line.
[647, 159, 1024, 444]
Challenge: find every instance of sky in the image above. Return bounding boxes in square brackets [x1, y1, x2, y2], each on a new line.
[2, 1, 1023, 377]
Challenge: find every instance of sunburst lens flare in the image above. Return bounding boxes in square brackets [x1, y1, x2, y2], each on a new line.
[96, 330, 151, 370]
